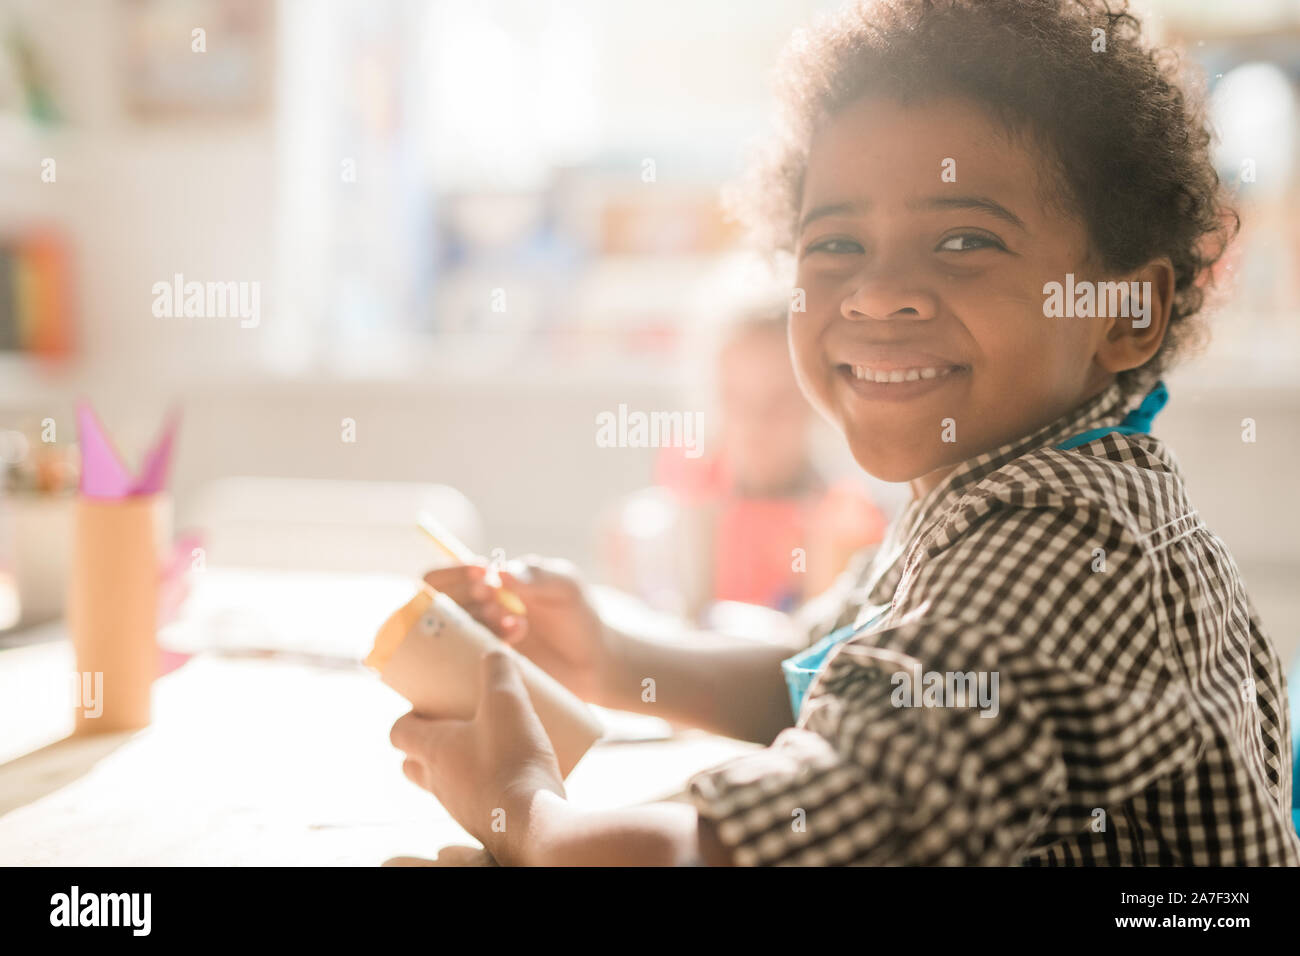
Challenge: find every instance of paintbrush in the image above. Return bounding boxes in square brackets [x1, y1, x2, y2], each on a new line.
[416, 511, 527, 616]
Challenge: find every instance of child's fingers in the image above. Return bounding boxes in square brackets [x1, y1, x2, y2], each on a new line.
[401, 757, 426, 789]
[478, 650, 532, 719]
[499, 615, 528, 645]
[422, 564, 487, 605]
[500, 557, 580, 600]
[473, 597, 509, 631]
[460, 596, 529, 643]
[390, 710, 452, 755]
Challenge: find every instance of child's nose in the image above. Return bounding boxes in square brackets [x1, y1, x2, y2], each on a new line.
[840, 268, 939, 323]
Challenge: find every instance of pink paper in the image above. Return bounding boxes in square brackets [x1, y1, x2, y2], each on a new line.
[76, 401, 134, 499]
[76, 400, 179, 499]
[134, 410, 179, 495]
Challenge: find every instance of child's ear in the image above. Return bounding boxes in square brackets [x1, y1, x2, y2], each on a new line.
[1094, 257, 1175, 375]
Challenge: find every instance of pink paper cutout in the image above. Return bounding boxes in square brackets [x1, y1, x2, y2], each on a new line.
[158, 649, 192, 678]
[76, 399, 180, 499]
[76, 400, 134, 499]
[134, 410, 179, 495]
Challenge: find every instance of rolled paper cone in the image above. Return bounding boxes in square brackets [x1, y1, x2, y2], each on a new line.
[67, 494, 170, 734]
[366, 584, 604, 778]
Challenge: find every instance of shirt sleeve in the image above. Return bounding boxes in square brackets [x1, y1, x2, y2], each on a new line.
[688, 489, 1206, 865]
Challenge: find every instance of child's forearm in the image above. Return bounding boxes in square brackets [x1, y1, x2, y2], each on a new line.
[599, 624, 794, 744]
[498, 789, 702, 866]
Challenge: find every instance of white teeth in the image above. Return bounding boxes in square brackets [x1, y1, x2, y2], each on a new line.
[851, 365, 957, 384]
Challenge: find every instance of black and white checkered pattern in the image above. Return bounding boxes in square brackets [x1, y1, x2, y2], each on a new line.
[688, 380, 1299, 865]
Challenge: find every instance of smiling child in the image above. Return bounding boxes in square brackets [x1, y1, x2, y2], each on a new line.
[393, 0, 1300, 865]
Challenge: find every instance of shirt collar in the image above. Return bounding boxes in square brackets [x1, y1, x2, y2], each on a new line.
[903, 377, 1148, 533]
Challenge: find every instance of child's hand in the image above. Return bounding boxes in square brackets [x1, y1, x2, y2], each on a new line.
[423, 557, 611, 704]
[389, 651, 564, 865]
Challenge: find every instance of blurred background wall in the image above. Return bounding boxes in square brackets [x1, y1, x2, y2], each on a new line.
[0, 0, 1297, 660]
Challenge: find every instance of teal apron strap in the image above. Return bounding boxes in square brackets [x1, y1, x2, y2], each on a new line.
[1056, 380, 1168, 450]
[782, 605, 891, 718]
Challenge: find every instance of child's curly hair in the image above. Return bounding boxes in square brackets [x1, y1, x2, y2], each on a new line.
[730, 0, 1239, 386]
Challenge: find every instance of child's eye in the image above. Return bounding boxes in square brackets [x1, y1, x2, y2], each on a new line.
[805, 237, 864, 256]
[936, 233, 1004, 253]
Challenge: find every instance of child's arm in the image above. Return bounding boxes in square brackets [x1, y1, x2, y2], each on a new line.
[426, 560, 798, 744]
[602, 621, 795, 745]
[498, 793, 743, 866]
[497, 790, 710, 866]
[391, 650, 736, 866]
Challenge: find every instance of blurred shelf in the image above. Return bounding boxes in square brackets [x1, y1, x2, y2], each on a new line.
[0, 353, 83, 407]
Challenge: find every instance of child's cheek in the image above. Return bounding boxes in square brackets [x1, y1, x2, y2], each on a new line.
[786, 319, 835, 420]
[970, 298, 1061, 380]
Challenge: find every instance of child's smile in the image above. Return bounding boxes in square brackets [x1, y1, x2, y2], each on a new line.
[837, 348, 968, 401]
[790, 95, 1132, 490]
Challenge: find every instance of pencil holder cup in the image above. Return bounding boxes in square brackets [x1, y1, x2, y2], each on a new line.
[67, 493, 172, 734]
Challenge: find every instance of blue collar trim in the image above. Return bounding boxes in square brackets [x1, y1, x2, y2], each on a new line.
[1055, 380, 1168, 451]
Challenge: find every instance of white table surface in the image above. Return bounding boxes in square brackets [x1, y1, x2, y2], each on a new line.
[0, 571, 759, 866]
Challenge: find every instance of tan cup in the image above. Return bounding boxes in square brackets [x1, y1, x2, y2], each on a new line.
[366, 584, 604, 777]
[67, 494, 171, 734]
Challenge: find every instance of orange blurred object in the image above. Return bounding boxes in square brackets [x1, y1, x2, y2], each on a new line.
[67, 494, 171, 733]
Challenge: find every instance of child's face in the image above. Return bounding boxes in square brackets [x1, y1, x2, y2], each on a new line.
[790, 95, 1117, 486]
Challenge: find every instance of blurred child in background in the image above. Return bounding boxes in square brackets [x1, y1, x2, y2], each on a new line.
[599, 304, 888, 622]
